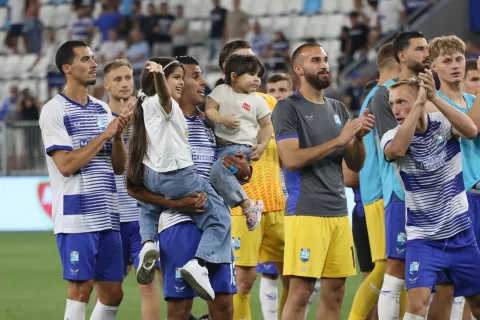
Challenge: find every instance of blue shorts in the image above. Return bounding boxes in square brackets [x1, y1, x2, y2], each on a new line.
[56, 230, 124, 282]
[467, 192, 480, 244]
[385, 193, 406, 260]
[406, 226, 480, 297]
[120, 221, 159, 276]
[256, 262, 279, 275]
[159, 221, 237, 301]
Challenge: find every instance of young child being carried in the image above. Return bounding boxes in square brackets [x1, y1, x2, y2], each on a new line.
[206, 54, 273, 230]
[127, 57, 232, 301]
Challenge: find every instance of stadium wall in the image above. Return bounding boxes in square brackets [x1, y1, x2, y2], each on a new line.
[0, 176, 357, 231]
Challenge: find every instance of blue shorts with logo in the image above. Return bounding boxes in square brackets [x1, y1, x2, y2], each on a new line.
[467, 192, 480, 244]
[405, 225, 480, 297]
[120, 221, 160, 276]
[256, 262, 279, 275]
[159, 221, 237, 300]
[56, 230, 124, 282]
[385, 193, 406, 260]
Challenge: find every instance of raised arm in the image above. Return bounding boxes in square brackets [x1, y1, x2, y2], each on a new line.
[343, 108, 375, 173]
[384, 89, 426, 161]
[419, 70, 477, 139]
[145, 61, 173, 115]
[110, 98, 135, 175]
[251, 115, 273, 161]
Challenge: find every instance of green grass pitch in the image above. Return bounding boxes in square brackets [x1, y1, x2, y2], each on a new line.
[0, 232, 362, 319]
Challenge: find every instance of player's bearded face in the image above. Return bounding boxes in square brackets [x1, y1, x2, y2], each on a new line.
[408, 58, 430, 75]
[304, 68, 331, 90]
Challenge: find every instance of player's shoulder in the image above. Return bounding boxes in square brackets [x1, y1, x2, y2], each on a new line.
[464, 92, 476, 104]
[89, 95, 110, 111]
[325, 96, 347, 111]
[39, 94, 67, 121]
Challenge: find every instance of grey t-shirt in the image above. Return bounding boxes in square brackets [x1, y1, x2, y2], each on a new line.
[272, 93, 350, 217]
[371, 85, 397, 141]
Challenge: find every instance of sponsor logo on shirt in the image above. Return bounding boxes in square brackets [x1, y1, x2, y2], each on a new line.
[242, 102, 251, 112]
[415, 151, 447, 171]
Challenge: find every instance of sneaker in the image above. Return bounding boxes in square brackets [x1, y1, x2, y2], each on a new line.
[180, 259, 215, 301]
[244, 200, 263, 231]
[136, 241, 159, 285]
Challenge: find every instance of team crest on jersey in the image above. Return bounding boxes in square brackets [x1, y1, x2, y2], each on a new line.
[396, 232, 406, 254]
[232, 237, 241, 251]
[70, 251, 79, 265]
[436, 135, 446, 147]
[300, 248, 310, 263]
[175, 268, 183, 282]
[333, 114, 342, 127]
[96, 116, 108, 132]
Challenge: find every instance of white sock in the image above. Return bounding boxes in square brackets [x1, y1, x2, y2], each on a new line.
[305, 279, 321, 319]
[65, 299, 87, 320]
[426, 293, 434, 315]
[403, 313, 425, 320]
[90, 301, 119, 320]
[259, 276, 278, 320]
[378, 274, 404, 320]
[451, 296, 465, 320]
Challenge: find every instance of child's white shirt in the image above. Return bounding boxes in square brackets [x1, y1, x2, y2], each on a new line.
[209, 84, 271, 146]
[141, 95, 194, 172]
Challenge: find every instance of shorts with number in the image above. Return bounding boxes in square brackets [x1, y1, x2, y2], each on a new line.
[364, 198, 386, 262]
[283, 215, 356, 278]
[231, 210, 284, 266]
[385, 193, 407, 260]
[56, 230, 124, 282]
[159, 221, 237, 300]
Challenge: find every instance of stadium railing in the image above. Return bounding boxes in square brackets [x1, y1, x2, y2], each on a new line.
[0, 120, 47, 176]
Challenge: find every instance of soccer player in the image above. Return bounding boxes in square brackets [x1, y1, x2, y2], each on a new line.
[218, 41, 289, 320]
[349, 43, 400, 320]
[381, 75, 480, 320]
[128, 55, 248, 320]
[463, 59, 480, 95]
[371, 31, 432, 319]
[273, 43, 375, 319]
[102, 59, 161, 320]
[428, 35, 480, 320]
[39, 40, 130, 320]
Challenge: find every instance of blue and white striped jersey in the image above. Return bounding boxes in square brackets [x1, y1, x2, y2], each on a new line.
[381, 112, 470, 241]
[112, 113, 139, 223]
[40, 94, 120, 234]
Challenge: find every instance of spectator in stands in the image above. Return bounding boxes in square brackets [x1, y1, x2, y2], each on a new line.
[378, 0, 406, 35]
[343, 71, 365, 116]
[99, 29, 126, 65]
[28, 28, 64, 100]
[338, 26, 350, 72]
[247, 22, 268, 58]
[225, 0, 249, 42]
[68, 4, 94, 45]
[6, 0, 26, 54]
[170, 5, 188, 57]
[208, 0, 228, 62]
[23, 0, 42, 54]
[364, 0, 379, 32]
[152, 2, 175, 57]
[18, 88, 41, 167]
[267, 31, 290, 72]
[143, 3, 159, 47]
[0, 86, 20, 121]
[119, 1, 144, 39]
[404, 0, 435, 15]
[303, 0, 321, 15]
[347, 11, 370, 60]
[95, 2, 122, 43]
[73, 0, 94, 13]
[126, 29, 149, 85]
[466, 41, 480, 60]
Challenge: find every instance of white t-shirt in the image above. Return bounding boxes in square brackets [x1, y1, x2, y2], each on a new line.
[39, 94, 120, 234]
[99, 40, 127, 61]
[208, 84, 271, 146]
[378, 0, 405, 33]
[141, 95, 194, 172]
[10, 0, 25, 25]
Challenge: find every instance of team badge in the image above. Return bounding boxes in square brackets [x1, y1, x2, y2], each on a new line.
[175, 268, 183, 282]
[436, 135, 445, 147]
[396, 232, 406, 254]
[333, 114, 342, 127]
[300, 248, 310, 263]
[232, 237, 241, 251]
[409, 262, 419, 275]
[96, 116, 107, 131]
[70, 251, 79, 265]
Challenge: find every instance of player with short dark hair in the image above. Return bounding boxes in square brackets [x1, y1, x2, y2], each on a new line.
[464, 60, 480, 95]
[273, 42, 374, 319]
[39, 40, 130, 320]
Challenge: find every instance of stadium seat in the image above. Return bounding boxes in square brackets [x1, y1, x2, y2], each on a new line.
[184, 0, 203, 19]
[55, 4, 73, 28]
[258, 16, 274, 34]
[19, 79, 37, 95]
[1, 55, 22, 80]
[20, 54, 38, 80]
[269, 0, 288, 16]
[322, 0, 339, 14]
[30, 55, 49, 79]
[273, 16, 292, 38]
[307, 15, 327, 39]
[0, 6, 7, 28]
[0, 31, 7, 53]
[290, 41, 305, 53]
[290, 16, 309, 40]
[286, 0, 304, 14]
[324, 14, 345, 39]
[188, 20, 208, 45]
[39, 5, 56, 28]
[249, 0, 269, 17]
[37, 79, 49, 103]
[56, 29, 69, 44]
[340, 0, 354, 13]
[187, 45, 208, 64]
[205, 71, 223, 88]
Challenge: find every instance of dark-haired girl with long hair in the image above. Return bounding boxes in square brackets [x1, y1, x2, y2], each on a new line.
[126, 57, 231, 302]
[206, 54, 273, 231]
